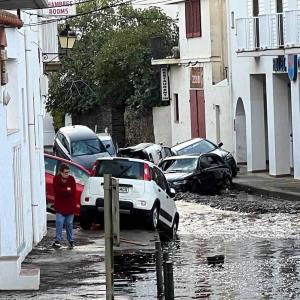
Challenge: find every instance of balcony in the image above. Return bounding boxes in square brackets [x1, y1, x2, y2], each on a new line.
[236, 10, 300, 56]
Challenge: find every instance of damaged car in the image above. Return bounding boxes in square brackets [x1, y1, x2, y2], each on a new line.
[160, 153, 232, 193]
[118, 143, 173, 165]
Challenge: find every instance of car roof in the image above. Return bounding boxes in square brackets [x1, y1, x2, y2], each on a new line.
[59, 125, 97, 141]
[162, 154, 201, 160]
[121, 143, 154, 151]
[95, 156, 156, 167]
[171, 138, 204, 151]
[96, 133, 112, 140]
[44, 153, 91, 174]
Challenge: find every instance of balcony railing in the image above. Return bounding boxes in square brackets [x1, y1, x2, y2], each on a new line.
[236, 11, 299, 53]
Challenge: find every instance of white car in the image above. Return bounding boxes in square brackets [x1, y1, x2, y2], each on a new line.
[80, 157, 179, 234]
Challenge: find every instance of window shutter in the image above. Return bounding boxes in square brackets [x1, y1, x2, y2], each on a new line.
[185, 0, 201, 38]
[185, 0, 193, 38]
[192, 0, 201, 37]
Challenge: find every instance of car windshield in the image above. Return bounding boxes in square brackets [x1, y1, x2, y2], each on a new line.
[71, 139, 106, 156]
[162, 158, 198, 173]
[177, 140, 217, 155]
[96, 160, 144, 180]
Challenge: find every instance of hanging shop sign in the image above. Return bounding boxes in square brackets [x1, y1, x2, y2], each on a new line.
[190, 67, 203, 89]
[288, 54, 298, 81]
[43, 1, 76, 16]
[160, 67, 170, 101]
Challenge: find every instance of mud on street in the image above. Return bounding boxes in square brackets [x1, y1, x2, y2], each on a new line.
[2, 190, 300, 299]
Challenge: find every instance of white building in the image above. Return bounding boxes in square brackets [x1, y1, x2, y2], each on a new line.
[152, 0, 233, 151]
[0, 0, 53, 290]
[230, 0, 300, 179]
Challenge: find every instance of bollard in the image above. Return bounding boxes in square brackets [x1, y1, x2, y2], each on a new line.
[164, 261, 174, 300]
[104, 174, 114, 300]
[155, 241, 163, 297]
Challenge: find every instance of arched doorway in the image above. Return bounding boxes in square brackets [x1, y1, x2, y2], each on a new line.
[235, 98, 247, 164]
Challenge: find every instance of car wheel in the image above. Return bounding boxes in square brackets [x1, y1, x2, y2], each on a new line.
[80, 216, 93, 230]
[171, 217, 179, 238]
[146, 204, 159, 230]
[223, 176, 232, 189]
[232, 168, 237, 177]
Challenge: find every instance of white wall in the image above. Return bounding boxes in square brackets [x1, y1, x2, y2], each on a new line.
[152, 105, 172, 146]
[0, 11, 47, 289]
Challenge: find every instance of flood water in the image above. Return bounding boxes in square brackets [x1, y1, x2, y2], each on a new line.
[114, 193, 300, 299]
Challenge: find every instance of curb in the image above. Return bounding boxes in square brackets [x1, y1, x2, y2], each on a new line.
[233, 182, 300, 202]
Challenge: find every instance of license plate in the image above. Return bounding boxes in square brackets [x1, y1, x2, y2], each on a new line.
[119, 187, 129, 193]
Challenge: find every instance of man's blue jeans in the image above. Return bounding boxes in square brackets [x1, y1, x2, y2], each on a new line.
[55, 213, 74, 243]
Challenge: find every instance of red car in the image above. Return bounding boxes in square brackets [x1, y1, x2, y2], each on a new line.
[44, 153, 91, 217]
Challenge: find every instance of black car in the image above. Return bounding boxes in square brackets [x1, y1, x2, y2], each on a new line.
[53, 125, 110, 170]
[171, 138, 239, 177]
[159, 153, 232, 193]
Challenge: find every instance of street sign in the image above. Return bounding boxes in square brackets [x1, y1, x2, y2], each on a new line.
[160, 67, 170, 101]
[42, 0, 76, 16]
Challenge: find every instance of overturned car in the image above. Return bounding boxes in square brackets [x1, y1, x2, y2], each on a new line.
[118, 143, 173, 165]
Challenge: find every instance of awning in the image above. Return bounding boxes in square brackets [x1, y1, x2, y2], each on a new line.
[0, 10, 23, 28]
[0, 0, 48, 9]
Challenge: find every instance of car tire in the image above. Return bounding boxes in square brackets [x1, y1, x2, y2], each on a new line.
[170, 216, 179, 238]
[223, 175, 232, 189]
[80, 216, 93, 230]
[232, 168, 237, 178]
[146, 204, 159, 230]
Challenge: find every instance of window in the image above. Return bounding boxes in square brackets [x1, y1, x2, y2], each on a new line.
[153, 167, 168, 191]
[45, 157, 57, 175]
[69, 165, 89, 185]
[174, 94, 179, 122]
[177, 140, 217, 155]
[185, 0, 201, 38]
[96, 160, 144, 180]
[71, 139, 106, 156]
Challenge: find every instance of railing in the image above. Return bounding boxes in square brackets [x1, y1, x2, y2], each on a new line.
[236, 12, 292, 52]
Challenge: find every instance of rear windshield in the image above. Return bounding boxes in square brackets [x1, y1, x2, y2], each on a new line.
[95, 160, 144, 180]
[71, 139, 106, 156]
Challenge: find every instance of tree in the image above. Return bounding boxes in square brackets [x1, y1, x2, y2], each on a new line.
[46, 0, 178, 115]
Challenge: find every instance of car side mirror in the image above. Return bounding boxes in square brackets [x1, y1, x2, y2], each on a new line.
[169, 188, 176, 198]
[218, 142, 223, 148]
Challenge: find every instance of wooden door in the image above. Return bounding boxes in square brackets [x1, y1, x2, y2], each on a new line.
[190, 90, 206, 138]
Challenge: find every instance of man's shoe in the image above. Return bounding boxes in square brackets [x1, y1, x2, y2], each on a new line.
[52, 241, 61, 248]
[69, 241, 75, 249]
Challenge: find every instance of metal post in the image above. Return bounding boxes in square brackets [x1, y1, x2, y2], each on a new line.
[165, 262, 174, 300]
[155, 241, 163, 297]
[104, 174, 114, 300]
[112, 178, 120, 246]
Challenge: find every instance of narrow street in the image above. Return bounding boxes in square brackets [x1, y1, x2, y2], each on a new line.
[2, 191, 300, 299]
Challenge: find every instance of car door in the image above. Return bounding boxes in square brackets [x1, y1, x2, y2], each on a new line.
[153, 167, 173, 228]
[199, 155, 217, 188]
[44, 155, 59, 211]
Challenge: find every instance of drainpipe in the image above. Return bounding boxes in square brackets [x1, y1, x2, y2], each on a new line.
[24, 15, 39, 245]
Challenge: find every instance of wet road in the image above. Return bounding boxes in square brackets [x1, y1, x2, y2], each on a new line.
[2, 191, 300, 299]
[114, 191, 300, 299]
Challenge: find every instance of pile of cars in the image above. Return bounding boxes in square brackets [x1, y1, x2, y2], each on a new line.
[45, 124, 238, 234]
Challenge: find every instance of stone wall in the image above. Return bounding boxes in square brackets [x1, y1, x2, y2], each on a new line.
[72, 104, 126, 147]
[124, 107, 155, 146]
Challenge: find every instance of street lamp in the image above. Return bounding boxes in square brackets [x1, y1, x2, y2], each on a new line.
[42, 24, 76, 73]
[58, 24, 76, 50]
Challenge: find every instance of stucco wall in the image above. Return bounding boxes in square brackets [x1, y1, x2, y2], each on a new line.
[152, 105, 172, 146]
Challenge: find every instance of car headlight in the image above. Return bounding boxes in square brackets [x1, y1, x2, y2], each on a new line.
[172, 180, 188, 186]
[225, 153, 233, 160]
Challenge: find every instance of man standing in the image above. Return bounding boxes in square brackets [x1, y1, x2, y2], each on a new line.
[52, 163, 76, 249]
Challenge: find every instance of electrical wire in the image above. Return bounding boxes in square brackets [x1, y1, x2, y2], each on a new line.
[18, 0, 177, 27]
